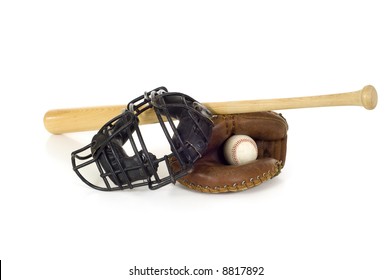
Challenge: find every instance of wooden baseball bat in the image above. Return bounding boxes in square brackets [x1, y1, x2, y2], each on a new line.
[44, 85, 377, 134]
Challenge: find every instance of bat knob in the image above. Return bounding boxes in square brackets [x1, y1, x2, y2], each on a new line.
[361, 85, 378, 110]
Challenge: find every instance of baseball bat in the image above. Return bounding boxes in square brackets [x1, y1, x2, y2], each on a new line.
[44, 85, 377, 134]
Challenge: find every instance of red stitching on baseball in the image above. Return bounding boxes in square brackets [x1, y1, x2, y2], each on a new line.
[231, 138, 258, 165]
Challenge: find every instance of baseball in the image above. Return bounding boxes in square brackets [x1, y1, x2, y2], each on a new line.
[223, 135, 258, 165]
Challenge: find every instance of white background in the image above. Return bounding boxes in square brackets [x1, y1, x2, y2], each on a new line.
[1, 1, 391, 279]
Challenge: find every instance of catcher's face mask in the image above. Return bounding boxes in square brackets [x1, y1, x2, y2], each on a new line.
[71, 87, 213, 191]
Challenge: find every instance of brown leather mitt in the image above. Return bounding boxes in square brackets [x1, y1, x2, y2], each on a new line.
[170, 112, 288, 193]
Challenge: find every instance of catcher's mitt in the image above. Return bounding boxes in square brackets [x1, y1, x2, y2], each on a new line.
[170, 112, 288, 193]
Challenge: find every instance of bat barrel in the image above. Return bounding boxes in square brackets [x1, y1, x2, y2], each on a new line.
[44, 105, 125, 134]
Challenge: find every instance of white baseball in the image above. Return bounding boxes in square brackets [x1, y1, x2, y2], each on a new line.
[223, 135, 258, 165]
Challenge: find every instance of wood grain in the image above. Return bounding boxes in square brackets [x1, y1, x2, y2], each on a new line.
[44, 85, 377, 134]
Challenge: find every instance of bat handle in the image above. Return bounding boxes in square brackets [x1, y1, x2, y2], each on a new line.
[360, 85, 378, 110]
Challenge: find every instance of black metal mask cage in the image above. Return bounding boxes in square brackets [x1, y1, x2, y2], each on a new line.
[71, 87, 213, 191]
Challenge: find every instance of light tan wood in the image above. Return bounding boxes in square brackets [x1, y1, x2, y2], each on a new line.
[44, 85, 377, 134]
[203, 85, 377, 114]
[44, 105, 162, 134]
